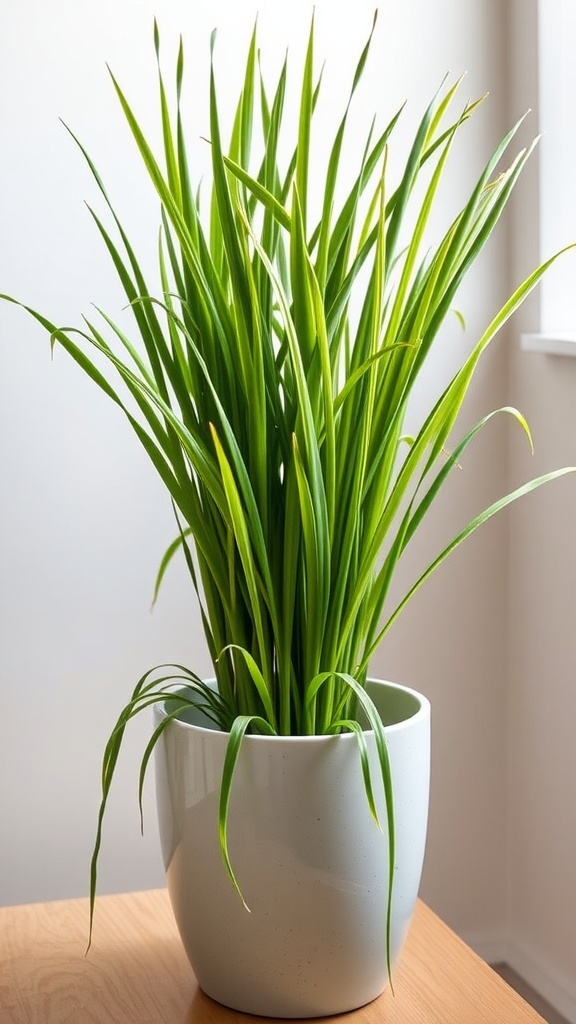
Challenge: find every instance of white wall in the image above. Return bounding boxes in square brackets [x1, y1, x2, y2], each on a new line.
[0, 0, 524, 963]
[503, 3, 576, 1021]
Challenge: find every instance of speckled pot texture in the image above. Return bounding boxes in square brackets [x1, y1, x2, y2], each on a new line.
[154, 678, 430, 1018]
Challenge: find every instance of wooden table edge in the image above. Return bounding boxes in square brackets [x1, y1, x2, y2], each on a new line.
[0, 889, 547, 1023]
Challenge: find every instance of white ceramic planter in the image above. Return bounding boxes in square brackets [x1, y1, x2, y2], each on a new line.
[154, 679, 430, 1018]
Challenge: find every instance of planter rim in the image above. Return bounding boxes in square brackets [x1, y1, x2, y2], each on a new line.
[156, 677, 430, 742]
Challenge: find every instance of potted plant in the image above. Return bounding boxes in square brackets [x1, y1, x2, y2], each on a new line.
[3, 12, 574, 1018]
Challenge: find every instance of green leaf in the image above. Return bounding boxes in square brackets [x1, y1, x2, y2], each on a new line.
[220, 644, 277, 730]
[360, 466, 576, 671]
[219, 714, 277, 908]
[151, 527, 192, 607]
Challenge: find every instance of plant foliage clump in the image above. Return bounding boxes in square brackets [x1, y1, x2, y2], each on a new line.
[5, 15, 574, 946]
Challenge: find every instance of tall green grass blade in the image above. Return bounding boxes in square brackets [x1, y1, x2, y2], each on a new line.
[295, 15, 314, 231]
[359, 467, 576, 672]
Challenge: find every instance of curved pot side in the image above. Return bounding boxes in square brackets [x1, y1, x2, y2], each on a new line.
[154, 679, 430, 1018]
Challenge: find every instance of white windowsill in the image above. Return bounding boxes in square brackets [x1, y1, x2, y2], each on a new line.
[520, 332, 576, 357]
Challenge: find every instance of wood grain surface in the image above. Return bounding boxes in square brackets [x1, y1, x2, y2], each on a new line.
[0, 889, 545, 1023]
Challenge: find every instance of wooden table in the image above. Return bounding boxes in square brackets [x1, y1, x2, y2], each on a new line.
[0, 889, 545, 1023]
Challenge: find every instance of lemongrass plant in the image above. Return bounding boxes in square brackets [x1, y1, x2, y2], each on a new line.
[4, 15, 574, 945]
